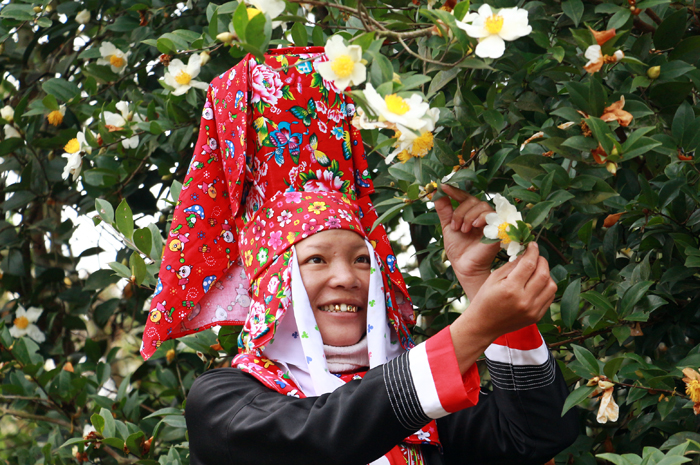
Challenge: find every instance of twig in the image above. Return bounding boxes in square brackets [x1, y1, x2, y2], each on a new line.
[0, 406, 71, 428]
[540, 235, 571, 264]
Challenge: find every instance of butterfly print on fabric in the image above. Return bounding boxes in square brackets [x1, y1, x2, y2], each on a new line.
[268, 122, 304, 166]
[288, 98, 318, 127]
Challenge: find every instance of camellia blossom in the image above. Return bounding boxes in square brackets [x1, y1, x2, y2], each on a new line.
[162, 53, 209, 96]
[1, 105, 14, 123]
[248, 0, 285, 20]
[683, 368, 700, 415]
[75, 9, 90, 24]
[315, 35, 366, 90]
[387, 107, 440, 164]
[62, 129, 92, 181]
[97, 42, 130, 74]
[9, 305, 45, 343]
[456, 4, 532, 59]
[363, 84, 431, 132]
[483, 194, 524, 261]
[4, 124, 20, 139]
[584, 44, 624, 74]
[47, 105, 66, 126]
[352, 107, 394, 131]
[103, 101, 143, 149]
[601, 96, 633, 127]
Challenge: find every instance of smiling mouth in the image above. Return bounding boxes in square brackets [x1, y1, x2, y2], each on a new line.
[319, 304, 359, 313]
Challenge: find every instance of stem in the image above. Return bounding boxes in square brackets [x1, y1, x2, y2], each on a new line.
[0, 406, 71, 428]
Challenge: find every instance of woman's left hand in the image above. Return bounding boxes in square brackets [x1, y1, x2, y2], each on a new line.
[434, 184, 500, 300]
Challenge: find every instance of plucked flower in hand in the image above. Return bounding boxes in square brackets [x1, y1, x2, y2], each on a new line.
[363, 84, 431, 132]
[97, 42, 130, 74]
[683, 368, 700, 414]
[162, 53, 209, 96]
[455, 4, 532, 59]
[316, 35, 366, 91]
[9, 305, 45, 343]
[483, 194, 532, 261]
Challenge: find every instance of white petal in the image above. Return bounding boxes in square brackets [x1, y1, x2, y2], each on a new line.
[324, 35, 347, 60]
[115, 101, 129, 116]
[9, 326, 27, 338]
[122, 135, 139, 149]
[26, 306, 43, 323]
[484, 211, 500, 226]
[499, 9, 532, 41]
[483, 224, 499, 239]
[349, 63, 366, 87]
[190, 80, 209, 90]
[475, 35, 506, 59]
[585, 45, 602, 64]
[316, 61, 336, 82]
[103, 112, 125, 126]
[171, 85, 190, 96]
[187, 54, 203, 78]
[167, 59, 187, 75]
[163, 73, 178, 89]
[507, 241, 523, 259]
[99, 42, 116, 57]
[477, 4, 494, 17]
[26, 324, 46, 343]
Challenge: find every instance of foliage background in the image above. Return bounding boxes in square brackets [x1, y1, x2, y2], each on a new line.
[1, 0, 700, 463]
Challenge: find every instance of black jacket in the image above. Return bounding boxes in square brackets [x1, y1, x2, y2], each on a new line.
[185, 353, 579, 465]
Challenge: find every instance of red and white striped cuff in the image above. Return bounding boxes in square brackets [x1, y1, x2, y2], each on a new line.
[484, 324, 555, 391]
[407, 327, 480, 419]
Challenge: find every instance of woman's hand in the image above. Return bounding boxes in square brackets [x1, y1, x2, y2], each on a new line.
[450, 242, 557, 373]
[434, 184, 500, 300]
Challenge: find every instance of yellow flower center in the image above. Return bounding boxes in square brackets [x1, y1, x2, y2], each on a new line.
[14, 316, 29, 330]
[110, 54, 125, 68]
[385, 94, 409, 115]
[497, 222, 512, 244]
[687, 379, 700, 403]
[411, 131, 434, 157]
[176, 70, 192, 86]
[330, 55, 355, 79]
[47, 110, 63, 126]
[397, 150, 411, 163]
[64, 138, 80, 153]
[247, 7, 262, 19]
[485, 14, 504, 34]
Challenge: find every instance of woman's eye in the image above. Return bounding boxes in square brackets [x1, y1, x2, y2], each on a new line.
[356, 255, 371, 264]
[306, 256, 324, 264]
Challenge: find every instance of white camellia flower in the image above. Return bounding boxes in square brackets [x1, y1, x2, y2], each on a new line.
[386, 107, 440, 164]
[1, 105, 14, 122]
[104, 101, 143, 149]
[97, 42, 130, 74]
[483, 193, 524, 261]
[75, 9, 90, 24]
[456, 4, 532, 59]
[162, 54, 209, 96]
[4, 124, 20, 138]
[583, 44, 624, 73]
[62, 129, 92, 181]
[248, 0, 285, 20]
[363, 84, 431, 131]
[316, 35, 366, 90]
[9, 305, 45, 343]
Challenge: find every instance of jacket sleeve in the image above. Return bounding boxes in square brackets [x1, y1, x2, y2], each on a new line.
[436, 325, 579, 465]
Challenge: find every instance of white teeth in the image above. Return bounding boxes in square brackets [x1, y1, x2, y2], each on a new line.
[320, 304, 358, 313]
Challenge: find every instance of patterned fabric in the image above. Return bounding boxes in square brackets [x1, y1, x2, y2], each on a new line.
[140, 47, 413, 360]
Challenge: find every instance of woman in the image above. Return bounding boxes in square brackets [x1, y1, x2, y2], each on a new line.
[143, 47, 578, 464]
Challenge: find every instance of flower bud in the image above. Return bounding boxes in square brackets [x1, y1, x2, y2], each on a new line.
[598, 380, 614, 389]
[606, 161, 617, 175]
[76, 9, 91, 25]
[33, 6, 42, 13]
[2, 105, 15, 123]
[166, 349, 176, 364]
[586, 376, 600, 386]
[200, 50, 211, 66]
[647, 65, 660, 79]
[216, 32, 237, 44]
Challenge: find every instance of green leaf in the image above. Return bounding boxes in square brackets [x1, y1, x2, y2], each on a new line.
[572, 344, 600, 376]
[130, 253, 147, 286]
[619, 281, 654, 318]
[126, 431, 146, 457]
[561, 278, 581, 329]
[596, 453, 638, 465]
[428, 67, 461, 98]
[582, 290, 615, 313]
[95, 199, 114, 224]
[42, 78, 80, 103]
[133, 228, 152, 256]
[291, 22, 308, 46]
[232, 2, 248, 41]
[586, 116, 616, 155]
[561, 385, 596, 416]
[115, 199, 134, 240]
[525, 201, 555, 228]
[84, 269, 121, 291]
[671, 101, 694, 147]
[654, 8, 688, 50]
[562, 0, 584, 27]
[100, 407, 116, 438]
[91, 412, 105, 434]
[507, 155, 549, 183]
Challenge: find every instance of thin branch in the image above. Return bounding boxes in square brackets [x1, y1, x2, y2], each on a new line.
[0, 407, 71, 428]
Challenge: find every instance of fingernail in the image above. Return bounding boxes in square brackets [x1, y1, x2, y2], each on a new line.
[451, 220, 457, 230]
[462, 223, 470, 233]
[472, 219, 479, 227]
[532, 242, 539, 249]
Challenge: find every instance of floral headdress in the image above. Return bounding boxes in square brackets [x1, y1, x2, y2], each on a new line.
[140, 47, 413, 361]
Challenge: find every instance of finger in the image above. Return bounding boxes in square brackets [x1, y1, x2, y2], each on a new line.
[524, 256, 551, 294]
[434, 195, 455, 230]
[471, 210, 493, 229]
[490, 258, 519, 279]
[507, 242, 541, 287]
[450, 196, 482, 232]
[535, 293, 556, 322]
[440, 183, 471, 203]
[458, 203, 493, 234]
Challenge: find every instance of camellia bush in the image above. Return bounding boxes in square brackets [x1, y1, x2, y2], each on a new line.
[1, 0, 700, 463]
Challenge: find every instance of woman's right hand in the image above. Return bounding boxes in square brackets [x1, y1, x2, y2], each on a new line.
[449, 242, 557, 373]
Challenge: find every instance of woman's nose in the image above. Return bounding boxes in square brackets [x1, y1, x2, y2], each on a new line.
[329, 261, 360, 288]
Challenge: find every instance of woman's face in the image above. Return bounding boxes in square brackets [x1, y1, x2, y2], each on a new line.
[295, 229, 370, 347]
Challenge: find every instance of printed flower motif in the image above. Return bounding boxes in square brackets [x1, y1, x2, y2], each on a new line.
[245, 249, 254, 267]
[326, 216, 342, 229]
[286, 231, 297, 244]
[278, 210, 292, 227]
[47, 105, 66, 126]
[252, 223, 265, 241]
[302, 218, 324, 238]
[316, 35, 367, 90]
[304, 169, 345, 192]
[584, 45, 624, 74]
[417, 430, 431, 441]
[103, 101, 143, 149]
[338, 209, 352, 222]
[269, 230, 283, 249]
[483, 194, 523, 261]
[75, 9, 90, 24]
[308, 201, 328, 215]
[162, 54, 209, 96]
[250, 58, 283, 106]
[246, 301, 270, 339]
[455, 4, 532, 59]
[9, 306, 45, 343]
[97, 42, 130, 74]
[331, 126, 344, 140]
[267, 275, 280, 295]
[363, 84, 431, 131]
[285, 192, 302, 204]
[683, 368, 700, 414]
[600, 96, 633, 127]
[257, 248, 269, 266]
